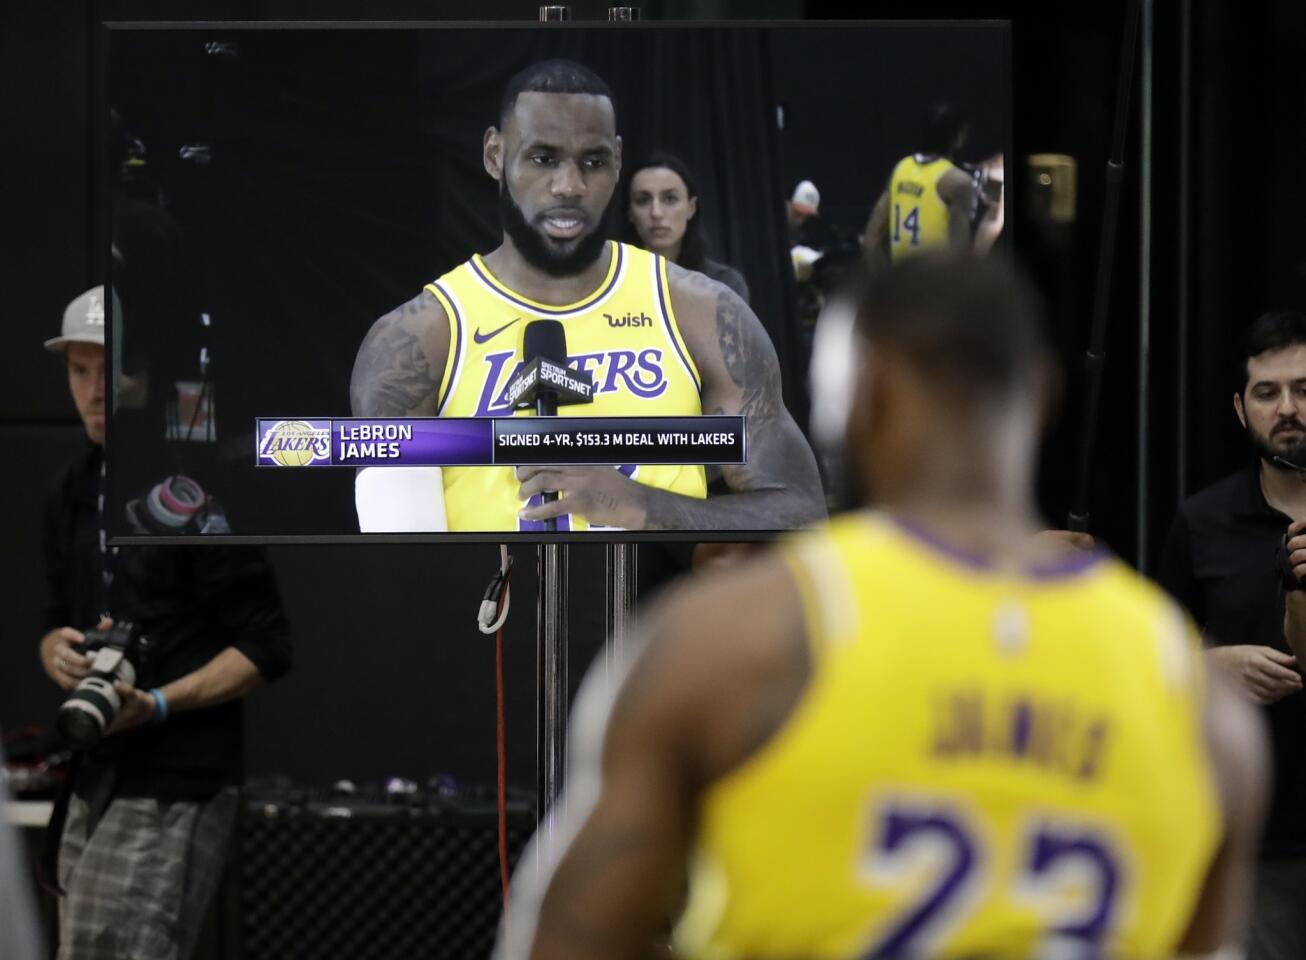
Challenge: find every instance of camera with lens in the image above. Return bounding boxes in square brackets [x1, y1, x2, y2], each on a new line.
[56, 621, 151, 750]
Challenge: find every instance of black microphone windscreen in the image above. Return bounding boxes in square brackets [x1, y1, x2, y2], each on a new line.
[523, 319, 568, 365]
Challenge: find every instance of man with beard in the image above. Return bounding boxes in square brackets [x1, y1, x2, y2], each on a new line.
[1159, 309, 1306, 960]
[350, 59, 824, 532]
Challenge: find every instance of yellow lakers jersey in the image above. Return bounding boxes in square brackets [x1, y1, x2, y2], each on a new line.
[674, 512, 1220, 960]
[888, 154, 959, 261]
[425, 241, 706, 532]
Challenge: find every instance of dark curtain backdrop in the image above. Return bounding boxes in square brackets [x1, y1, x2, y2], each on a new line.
[105, 26, 797, 537]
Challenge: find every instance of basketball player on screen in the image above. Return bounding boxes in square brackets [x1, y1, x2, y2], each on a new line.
[350, 60, 824, 533]
[497, 255, 1268, 960]
[863, 103, 979, 272]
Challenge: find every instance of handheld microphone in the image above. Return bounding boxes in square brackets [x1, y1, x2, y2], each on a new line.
[504, 320, 595, 530]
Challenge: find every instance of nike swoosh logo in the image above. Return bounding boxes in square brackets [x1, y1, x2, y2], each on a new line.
[473, 318, 522, 344]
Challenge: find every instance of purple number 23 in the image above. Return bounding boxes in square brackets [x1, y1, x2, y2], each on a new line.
[862, 802, 1122, 958]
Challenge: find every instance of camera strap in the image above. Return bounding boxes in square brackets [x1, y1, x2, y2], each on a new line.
[38, 751, 120, 898]
[38, 752, 80, 897]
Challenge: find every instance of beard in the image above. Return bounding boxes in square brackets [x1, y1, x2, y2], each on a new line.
[499, 180, 614, 278]
[1249, 415, 1306, 471]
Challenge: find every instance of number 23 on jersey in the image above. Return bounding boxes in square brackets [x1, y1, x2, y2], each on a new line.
[858, 793, 1127, 959]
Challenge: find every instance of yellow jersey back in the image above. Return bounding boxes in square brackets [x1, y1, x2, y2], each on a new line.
[888, 154, 959, 261]
[674, 512, 1220, 959]
[425, 241, 706, 531]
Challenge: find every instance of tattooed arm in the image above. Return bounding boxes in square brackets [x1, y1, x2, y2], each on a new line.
[516, 266, 825, 531]
[350, 292, 451, 531]
[500, 558, 811, 960]
[350, 290, 449, 417]
[644, 263, 825, 529]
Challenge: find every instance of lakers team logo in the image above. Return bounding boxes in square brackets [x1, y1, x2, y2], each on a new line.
[257, 419, 332, 467]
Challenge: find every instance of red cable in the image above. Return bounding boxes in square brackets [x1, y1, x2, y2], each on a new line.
[496, 580, 511, 922]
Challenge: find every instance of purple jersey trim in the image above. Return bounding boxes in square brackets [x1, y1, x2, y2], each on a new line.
[890, 515, 1104, 581]
[655, 255, 701, 393]
[429, 281, 462, 417]
[468, 243, 623, 317]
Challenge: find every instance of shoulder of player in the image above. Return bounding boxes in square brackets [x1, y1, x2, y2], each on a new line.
[937, 165, 974, 199]
[941, 164, 977, 193]
[664, 258, 729, 316]
[663, 260, 755, 377]
[1076, 553, 1182, 610]
[618, 553, 810, 784]
[373, 289, 450, 360]
[392, 287, 449, 334]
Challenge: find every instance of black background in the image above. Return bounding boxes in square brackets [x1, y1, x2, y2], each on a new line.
[2, 0, 1305, 813]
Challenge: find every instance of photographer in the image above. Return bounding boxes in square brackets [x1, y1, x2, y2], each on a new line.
[1158, 310, 1306, 960]
[38, 287, 292, 960]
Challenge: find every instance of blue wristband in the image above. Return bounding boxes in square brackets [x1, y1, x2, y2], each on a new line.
[149, 688, 169, 724]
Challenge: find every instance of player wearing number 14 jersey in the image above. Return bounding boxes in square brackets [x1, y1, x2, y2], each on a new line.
[499, 255, 1267, 960]
[864, 104, 979, 272]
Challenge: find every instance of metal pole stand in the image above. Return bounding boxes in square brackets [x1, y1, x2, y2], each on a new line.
[604, 544, 639, 682]
[536, 543, 568, 836]
[533, 3, 573, 853]
[532, 2, 643, 851]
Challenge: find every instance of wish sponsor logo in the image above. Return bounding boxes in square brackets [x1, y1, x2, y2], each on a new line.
[606, 311, 652, 328]
[257, 419, 332, 466]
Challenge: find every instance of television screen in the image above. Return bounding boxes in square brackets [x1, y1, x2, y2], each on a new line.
[103, 20, 1010, 541]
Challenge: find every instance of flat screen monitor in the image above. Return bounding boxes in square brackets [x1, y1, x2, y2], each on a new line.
[102, 20, 1011, 542]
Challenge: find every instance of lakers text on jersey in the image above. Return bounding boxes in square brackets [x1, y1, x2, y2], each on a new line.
[674, 512, 1220, 959]
[426, 241, 707, 531]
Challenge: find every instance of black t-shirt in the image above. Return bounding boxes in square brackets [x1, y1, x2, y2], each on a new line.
[42, 443, 292, 800]
[1157, 463, 1305, 857]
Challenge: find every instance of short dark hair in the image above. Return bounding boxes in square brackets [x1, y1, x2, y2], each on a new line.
[857, 253, 1047, 402]
[499, 59, 615, 128]
[620, 149, 707, 271]
[1236, 310, 1306, 392]
[921, 103, 967, 157]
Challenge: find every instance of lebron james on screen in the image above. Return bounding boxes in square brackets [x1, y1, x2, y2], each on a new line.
[350, 59, 824, 533]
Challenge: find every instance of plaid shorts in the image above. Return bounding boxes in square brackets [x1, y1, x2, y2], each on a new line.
[57, 789, 237, 960]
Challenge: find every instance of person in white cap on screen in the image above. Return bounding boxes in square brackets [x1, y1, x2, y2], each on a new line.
[788, 180, 831, 283]
[787, 179, 820, 241]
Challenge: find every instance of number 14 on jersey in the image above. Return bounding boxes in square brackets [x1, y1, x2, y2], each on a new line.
[893, 203, 921, 246]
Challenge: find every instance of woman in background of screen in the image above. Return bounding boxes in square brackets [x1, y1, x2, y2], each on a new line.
[623, 150, 751, 304]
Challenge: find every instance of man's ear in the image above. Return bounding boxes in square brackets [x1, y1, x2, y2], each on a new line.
[484, 126, 504, 181]
[1234, 391, 1247, 429]
[613, 134, 623, 178]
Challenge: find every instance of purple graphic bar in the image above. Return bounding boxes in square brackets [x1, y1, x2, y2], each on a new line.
[255, 416, 745, 468]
